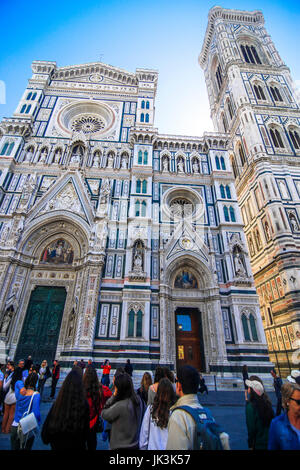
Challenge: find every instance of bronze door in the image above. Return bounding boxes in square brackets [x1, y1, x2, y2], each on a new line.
[175, 308, 203, 371]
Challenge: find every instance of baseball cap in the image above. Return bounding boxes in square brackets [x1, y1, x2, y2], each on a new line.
[245, 379, 264, 396]
[287, 370, 300, 384]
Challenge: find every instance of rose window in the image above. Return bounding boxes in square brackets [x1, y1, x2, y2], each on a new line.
[170, 198, 193, 218]
[71, 115, 106, 134]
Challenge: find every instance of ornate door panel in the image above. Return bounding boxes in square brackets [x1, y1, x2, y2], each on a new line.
[15, 286, 67, 365]
[175, 308, 204, 371]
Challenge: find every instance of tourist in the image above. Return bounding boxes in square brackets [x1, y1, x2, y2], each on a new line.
[38, 360, 51, 400]
[199, 374, 208, 395]
[139, 378, 176, 450]
[137, 372, 153, 404]
[24, 356, 33, 371]
[41, 369, 90, 450]
[82, 365, 112, 450]
[268, 381, 300, 450]
[49, 359, 60, 399]
[242, 365, 249, 401]
[270, 369, 283, 416]
[286, 369, 300, 384]
[162, 367, 176, 392]
[124, 359, 133, 377]
[79, 359, 86, 371]
[87, 359, 95, 369]
[147, 366, 164, 405]
[101, 372, 143, 450]
[1, 366, 22, 434]
[245, 376, 274, 449]
[100, 359, 111, 387]
[10, 371, 41, 450]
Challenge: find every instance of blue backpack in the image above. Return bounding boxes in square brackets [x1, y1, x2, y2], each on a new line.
[172, 405, 226, 450]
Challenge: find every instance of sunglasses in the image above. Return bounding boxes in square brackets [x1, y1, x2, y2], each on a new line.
[289, 397, 300, 406]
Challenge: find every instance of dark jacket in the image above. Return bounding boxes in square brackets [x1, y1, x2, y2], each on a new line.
[52, 364, 60, 380]
[124, 363, 133, 376]
[246, 401, 272, 449]
[268, 411, 300, 450]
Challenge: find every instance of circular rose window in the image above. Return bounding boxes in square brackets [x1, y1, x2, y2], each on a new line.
[57, 101, 115, 137]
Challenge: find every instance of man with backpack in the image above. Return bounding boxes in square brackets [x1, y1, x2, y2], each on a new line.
[166, 365, 230, 450]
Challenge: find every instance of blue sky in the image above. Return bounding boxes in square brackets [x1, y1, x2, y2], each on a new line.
[0, 0, 299, 136]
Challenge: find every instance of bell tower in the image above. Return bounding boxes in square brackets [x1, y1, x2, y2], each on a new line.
[199, 6, 300, 376]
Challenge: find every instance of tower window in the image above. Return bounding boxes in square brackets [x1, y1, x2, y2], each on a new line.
[240, 44, 262, 65]
[270, 86, 283, 102]
[220, 156, 226, 170]
[140, 113, 144, 122]
[215, 156, 220, 170]
[220, 185, 226, 198]
[254, 84, 266, 101]
[238, 143, 246, 166]
[146, 101, 150, 109]
[216, 64, 223, 90]
[145, 114, 149, 123]
[224, 206, 230, 222]
[141, 100, 145, 109]
[138, 150, 143, 164]
[289, 129, 300, 150]
[270, 128, 285, 149]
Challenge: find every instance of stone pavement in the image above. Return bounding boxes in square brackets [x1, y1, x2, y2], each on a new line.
[0, 385, 279, 451]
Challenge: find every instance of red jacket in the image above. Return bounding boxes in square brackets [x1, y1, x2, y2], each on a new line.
[87, 385, 112, 429]
[100, 364, 111, 375]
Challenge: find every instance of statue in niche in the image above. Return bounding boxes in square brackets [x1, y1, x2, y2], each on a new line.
[19, 174, 36, 208]
[0, 307, 14, 336]
[54, 149, 62, 164]
[67, 309, 76, 338]
[192, 160, 200, 173]
[248, 236, 255, 256]
[265, 221, 271, 241]
[233, 247, 247, 277]
[289, 212, 299, 232]
[162, 157, 169, 172]
[279, 180, 289, 199]
[254, 229, 262, 250]
[70, 144, 84, 165]
[132, 240, 144, 273]
[177, 158, 184, 173]
[93, 152, 100, 168]
[107, 153, 114, 168]
[39, 149, 48, 163]
[97, 179, 111, 216]
[24, 147, 34, 163]
[121, 154, 128, 169]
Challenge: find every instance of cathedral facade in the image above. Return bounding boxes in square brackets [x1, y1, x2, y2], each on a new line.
[0, 7, 281, 379]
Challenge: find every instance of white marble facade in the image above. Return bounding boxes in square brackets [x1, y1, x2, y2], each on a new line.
[0, 9, 275, 378]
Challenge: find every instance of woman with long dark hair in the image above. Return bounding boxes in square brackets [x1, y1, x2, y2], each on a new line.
[1, 366, 22, 434]
[139, 378, 176, 450]
[82, 366, 112, 450]
[101, 372, 143, 450]
[245, 375, 274, 450]
[147, 366, 165, 405]
[136, 372, 152, 404]
[41, 369, 90, 450]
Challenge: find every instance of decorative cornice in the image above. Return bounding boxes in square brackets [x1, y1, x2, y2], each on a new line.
[0, 118, 33, 138]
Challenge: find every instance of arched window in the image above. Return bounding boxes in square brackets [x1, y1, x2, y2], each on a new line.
[140, 113, 144, 122]
[254, 84, 266, 101]
[26, 92, 32, 100]
[138, 150, 143, 164]
[136, 180, 141, 193]
[215, 64, 223, 90]
[6, 142, 15, 156]
[242, 314, 251, 341]
[224, 206, 230, 222]
[230, 156, 238, 179]
[141, 200, 147, 217]
[128, 309, 135, 337]
[142, 180, 147, 193]
[143, 151, 148, 164]
[238, 143, 246, 166]
[220, 185, 226, 199]
[222, 113, 228, 132]
[226, 185, 231, 199]
[240, 44, 261, 64]
[215, 156, 220, 170]
[25, 104, 31, 114]
[141, 100, 145, 109]
[270, 128, 285, 149]
[220, 156, 226, 170]
[249, 314, 258, 341]
[0, 143, 9, 155]
[136, 310, 143, 337]
[20, 104, 26, 113]
[146, 101, 150, 109]
[145, 114, 149, 123]
[289, 129, 300, 150]
[32, 92, 37, 100]
[227, 99, 234, 120]
[270, 86, 283, 102]
[135, 200, 140, 217]
[229, 206, 236, 222]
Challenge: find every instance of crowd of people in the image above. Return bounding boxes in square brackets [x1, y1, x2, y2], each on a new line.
[0, 356, 299, 451]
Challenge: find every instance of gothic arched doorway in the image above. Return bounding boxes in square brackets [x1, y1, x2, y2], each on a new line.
[15, 286, 67, 365]
[175, 307, 205, 371]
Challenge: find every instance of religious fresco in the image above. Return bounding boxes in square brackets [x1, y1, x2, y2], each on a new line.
[40, 238, 74, 264]
[174, 270, 198, 289]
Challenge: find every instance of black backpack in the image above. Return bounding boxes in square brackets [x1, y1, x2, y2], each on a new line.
[172, 405, 227, 450]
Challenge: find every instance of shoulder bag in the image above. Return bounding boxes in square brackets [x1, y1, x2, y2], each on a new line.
[17, 392, 38, 448]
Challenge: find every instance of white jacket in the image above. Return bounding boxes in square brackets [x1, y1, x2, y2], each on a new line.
[139, 405, 169, 450]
